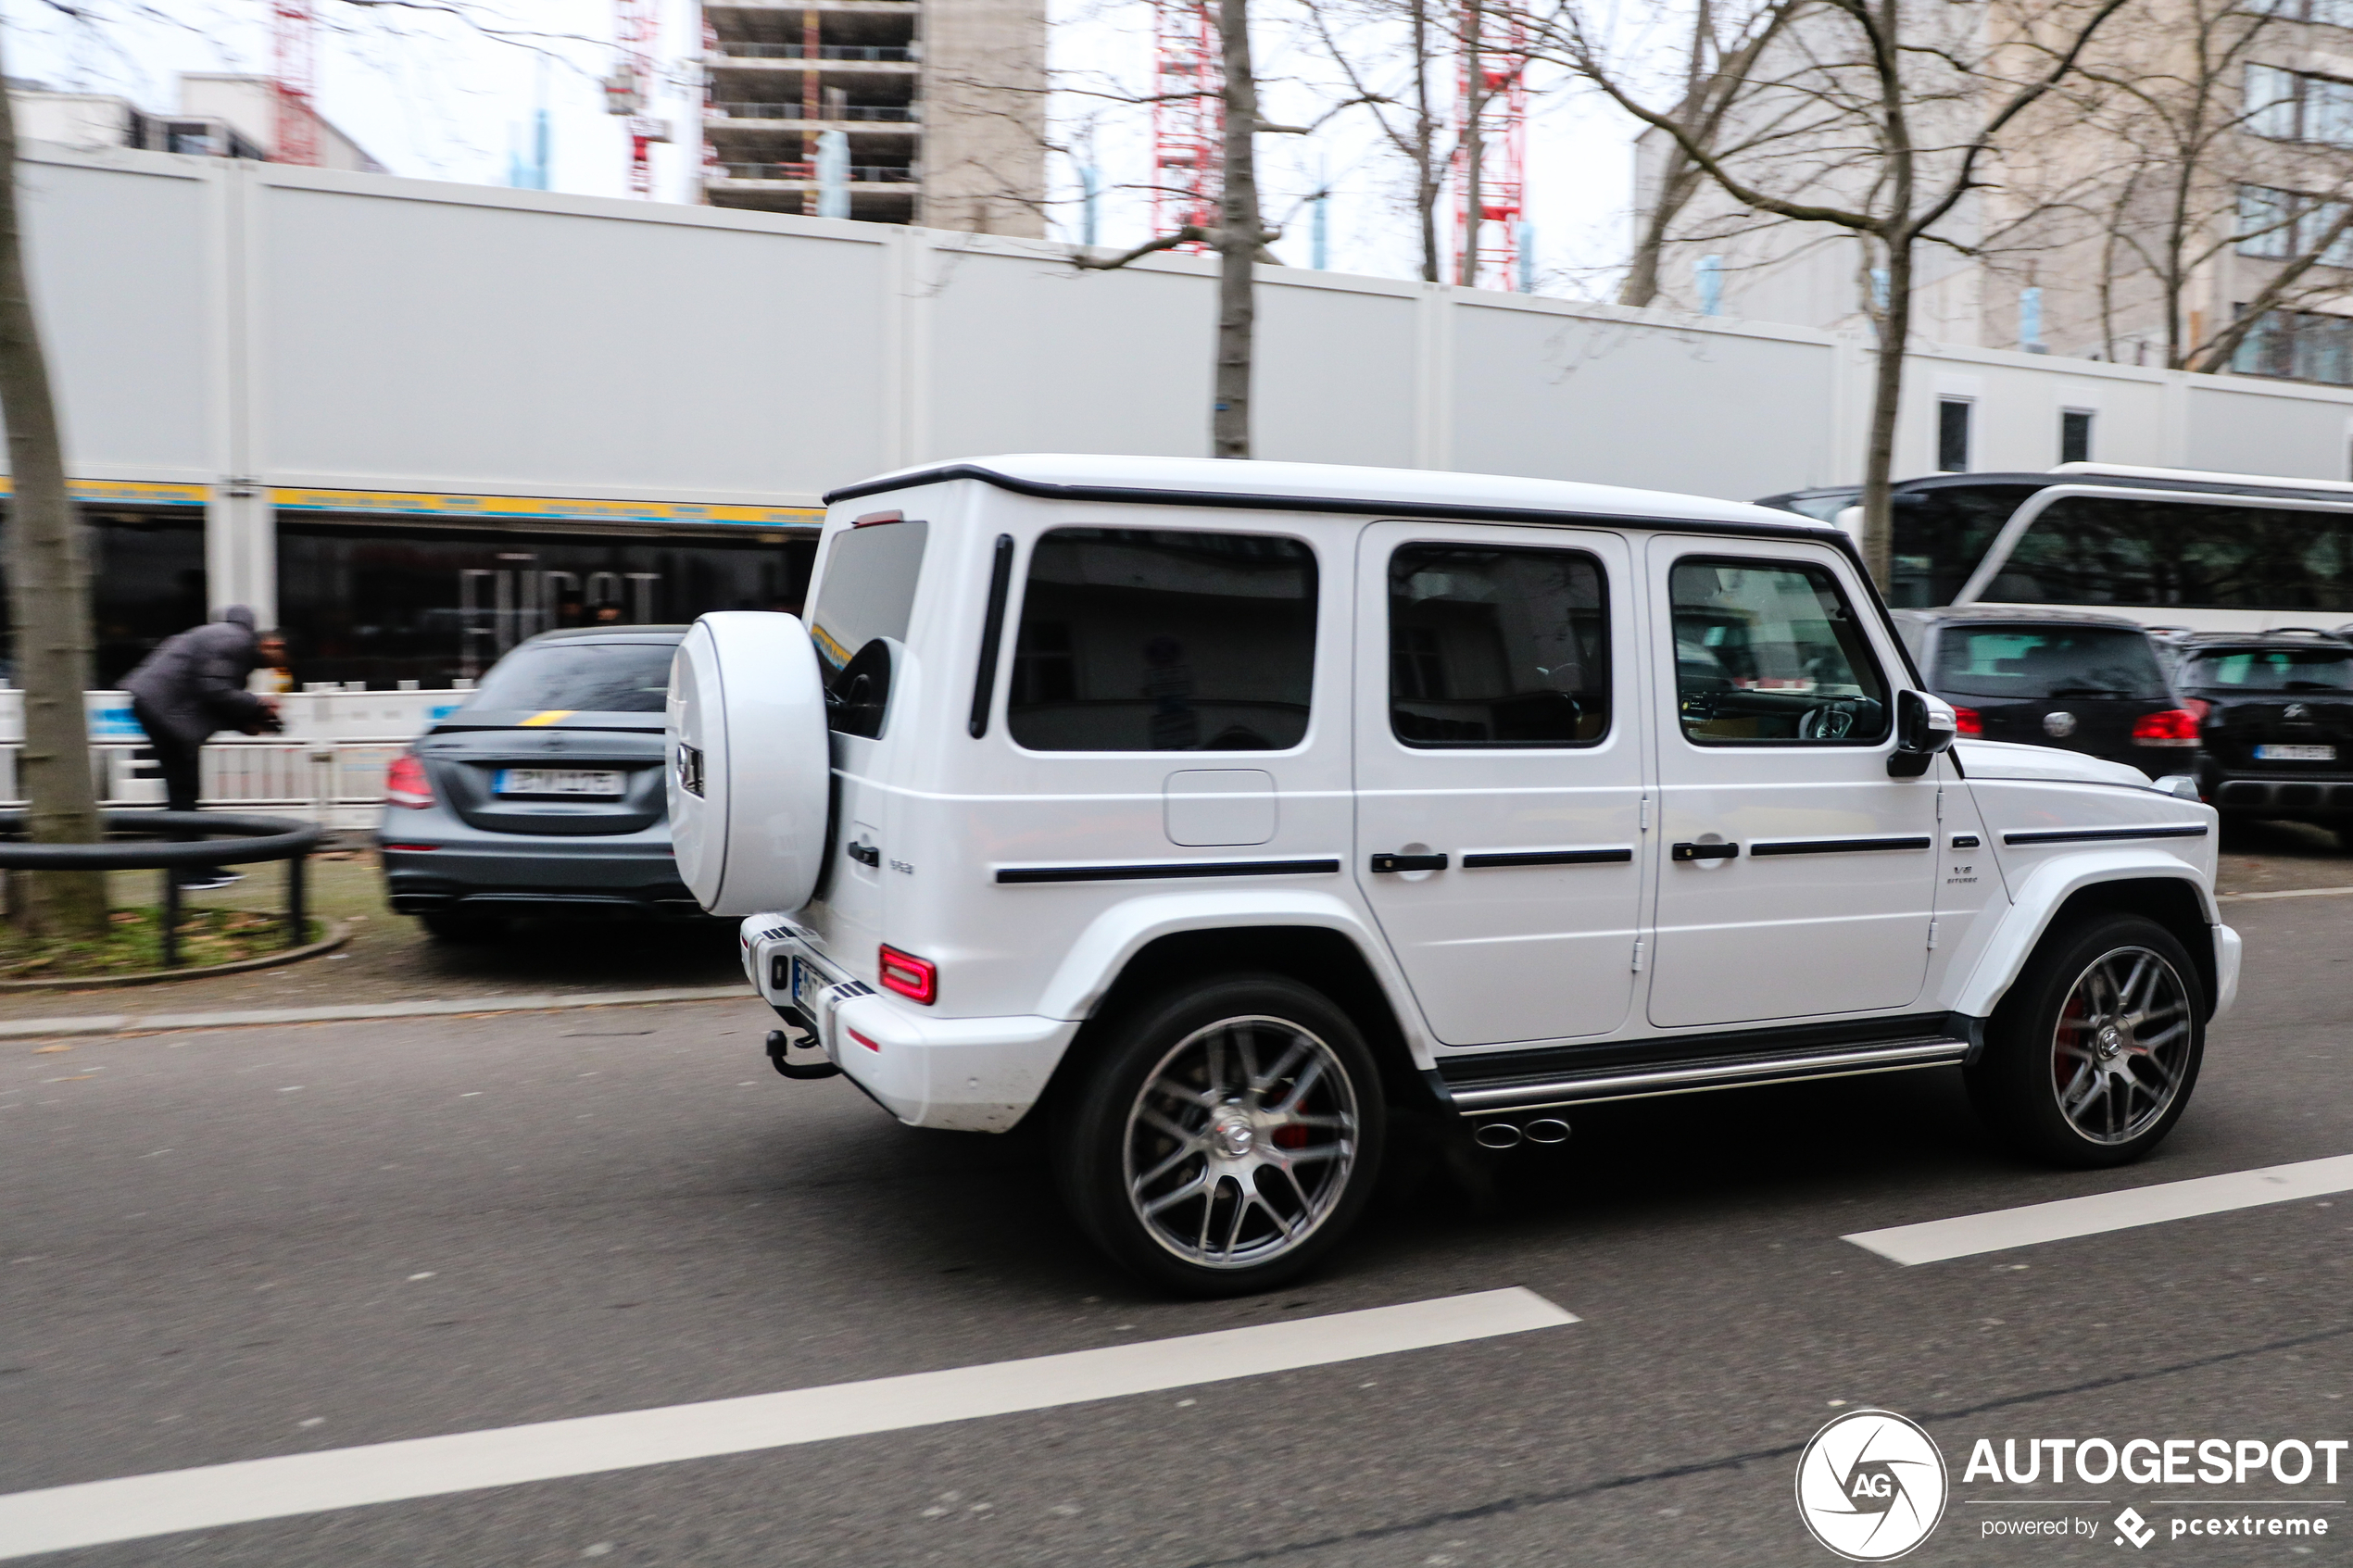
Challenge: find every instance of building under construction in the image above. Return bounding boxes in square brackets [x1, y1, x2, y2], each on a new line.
[697, 0, 1046, 233]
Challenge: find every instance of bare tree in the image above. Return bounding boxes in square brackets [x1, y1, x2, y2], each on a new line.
[1302, 0, 1454, 282]
[0, 19, 106, 937]
[1528, 0, 2135, 584]
[1075, 0, 1283, 458]
[2045, 0, 2353, 376]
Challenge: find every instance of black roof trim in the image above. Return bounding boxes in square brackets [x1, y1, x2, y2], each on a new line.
[824, 462, 1852, 548]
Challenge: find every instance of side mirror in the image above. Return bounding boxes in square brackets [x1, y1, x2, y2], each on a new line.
[1888, 688, 1958, 778]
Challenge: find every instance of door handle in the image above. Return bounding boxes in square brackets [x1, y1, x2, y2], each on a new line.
[1369, 852, 1449, 873]
[847, 842, 881, 867]
[1670, 841, 1739, 862]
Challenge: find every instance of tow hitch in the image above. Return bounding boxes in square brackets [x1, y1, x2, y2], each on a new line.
[765, 1016, 840, 1080]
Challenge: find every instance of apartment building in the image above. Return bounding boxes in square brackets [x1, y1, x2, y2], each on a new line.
[698, 0, 1045, 234]
[1629, 0, 2353, 408]
[9, 74, 383, 173]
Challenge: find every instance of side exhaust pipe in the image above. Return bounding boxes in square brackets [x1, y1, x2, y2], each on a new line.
[1470, 1116, 1571, 1150]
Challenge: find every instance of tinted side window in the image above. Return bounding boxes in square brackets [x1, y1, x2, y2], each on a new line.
[1995, 496, 2353, 612]
[1671, 558, 1890, 744]
[1931, 625, 2169, 701]
[1007, 529, 1316, 752]
[808, 520, 928, 738]
[1389, 545, 1609, 746]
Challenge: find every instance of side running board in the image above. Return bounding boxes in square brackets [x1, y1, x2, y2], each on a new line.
[1441, 1035, 1972, 1116]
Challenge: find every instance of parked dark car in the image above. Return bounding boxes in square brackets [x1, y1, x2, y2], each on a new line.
[1894, 607, 2200, 778]
[2162, 630, 2353, 840]
[379, 627, 698, 939]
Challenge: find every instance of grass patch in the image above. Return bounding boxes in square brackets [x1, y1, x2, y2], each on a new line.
[0, 908, 324, 980]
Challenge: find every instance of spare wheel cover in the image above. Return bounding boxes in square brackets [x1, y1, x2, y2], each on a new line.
[666, 612, 830, 915]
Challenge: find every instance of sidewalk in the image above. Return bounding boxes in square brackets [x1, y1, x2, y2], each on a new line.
[0, 852, 751, 1025]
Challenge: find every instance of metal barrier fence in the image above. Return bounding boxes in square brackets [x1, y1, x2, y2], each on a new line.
[708, 101, 917, 121]
[713, 42, 914, 60]
[716, 162, 918, 183]
[0, 738, 409, 832]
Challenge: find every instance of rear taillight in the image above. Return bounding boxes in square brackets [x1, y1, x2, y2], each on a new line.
[385, 750, 434, 808]
[2133, 709, 2202, 747]
[877, 944, 937, 1005]
[1952, 706, 1982, 737]
[2180, 696, 2211, 722]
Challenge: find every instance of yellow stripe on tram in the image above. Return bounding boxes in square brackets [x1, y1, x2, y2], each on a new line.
[519, 710, 576, 727]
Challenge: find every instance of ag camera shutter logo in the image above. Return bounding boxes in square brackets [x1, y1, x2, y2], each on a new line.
[1794, 1409, 1949, 1561]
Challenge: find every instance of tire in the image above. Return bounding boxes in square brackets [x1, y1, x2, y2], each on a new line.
[1052, 974, 1387, 1297]
[1965, 913, 2205, 1168]
[421, 910, 501, 943]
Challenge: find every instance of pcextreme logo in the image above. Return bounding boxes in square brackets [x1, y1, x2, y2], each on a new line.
[1795, 1409, 1951, 1562]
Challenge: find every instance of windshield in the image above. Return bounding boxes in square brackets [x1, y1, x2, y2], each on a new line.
[1933, 624, 2169, 700]
[466, 640, 677, 712]
[2182, 646, 2353, 693]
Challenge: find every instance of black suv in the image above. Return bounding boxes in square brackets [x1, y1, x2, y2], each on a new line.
[2163, 630, 2353, 838]
[1894, 607, 2199, 778]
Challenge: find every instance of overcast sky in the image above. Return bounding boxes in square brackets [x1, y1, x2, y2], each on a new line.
[0, 0, 1647, 294]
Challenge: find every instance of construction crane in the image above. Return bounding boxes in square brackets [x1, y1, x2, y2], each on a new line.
[1452, 2, 1528, 290]
[271, 0, 320, 167]
[606, 0, 666, 197]
[1151, 0, 1222, 246]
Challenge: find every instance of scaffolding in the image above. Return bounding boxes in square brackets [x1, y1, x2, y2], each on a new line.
[1451, 2, 1529, 290]
[271, 0, 320, 168]
[1151, 0, 1223, 245]
[609, 0, 663, 196]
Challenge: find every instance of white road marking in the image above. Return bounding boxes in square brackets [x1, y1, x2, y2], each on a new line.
[1843, 1153, 2353, 1265]
[0, 1288, 1572, 1560]
[2218, 884, 2353, 903]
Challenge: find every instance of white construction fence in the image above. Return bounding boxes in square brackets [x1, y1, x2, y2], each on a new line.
[0, 687, 467, 830]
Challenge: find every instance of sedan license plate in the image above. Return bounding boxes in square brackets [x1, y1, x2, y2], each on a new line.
[496, 768, 626, 797]
[2254, 744, 2336, 761]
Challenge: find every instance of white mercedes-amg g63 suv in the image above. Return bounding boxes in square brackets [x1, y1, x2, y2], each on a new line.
[668, 456, 2240, 1296]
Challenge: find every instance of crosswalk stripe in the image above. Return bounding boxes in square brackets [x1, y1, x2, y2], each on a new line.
[1843, 1152, 2353, 1265]
[0, 1287, 1573, 1561]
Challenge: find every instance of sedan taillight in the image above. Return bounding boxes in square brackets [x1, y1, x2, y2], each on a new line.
[1952, 705, 1982, 737]
[385, 750, 434, 808]
[2132, 709, 2203, 747]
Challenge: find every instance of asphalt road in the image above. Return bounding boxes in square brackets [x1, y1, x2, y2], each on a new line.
[5, 877, 2352, 1564]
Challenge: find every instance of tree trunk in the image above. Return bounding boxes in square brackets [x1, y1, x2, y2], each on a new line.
[1412, 0, 1440, 284]
[1213, 0, 1261, 458]
[1619, 155, 1694, 307]
[0, 22, 106, 937]
[1858, 234, 1911, 590]
[1457, 0, 1484, 287]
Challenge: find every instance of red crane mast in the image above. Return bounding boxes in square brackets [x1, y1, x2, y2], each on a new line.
[272, 0, 320, 167]
[1151, 0, 1222, 245]
[1451, 3, 1528, 290]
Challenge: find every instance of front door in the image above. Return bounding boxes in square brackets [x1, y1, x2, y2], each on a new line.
[1645, 537, 1940, 1029]
[1353, 521, 1647, 1047]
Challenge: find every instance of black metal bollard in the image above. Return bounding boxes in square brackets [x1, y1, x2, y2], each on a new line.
[160, 871, 181, 968]
[286, 851, 306, 949]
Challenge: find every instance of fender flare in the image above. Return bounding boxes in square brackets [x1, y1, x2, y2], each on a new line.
[1037, 887, 1438, 1068]
[1952, 849, 2221, 1020]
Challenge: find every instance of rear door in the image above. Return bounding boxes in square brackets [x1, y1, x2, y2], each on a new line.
[1645, 537, 1939, 1028]
[1353, 521, 1647, 1047]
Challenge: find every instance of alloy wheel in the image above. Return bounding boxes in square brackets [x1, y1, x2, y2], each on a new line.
[1122, 1014, 1360, 1271]
[2050, 945, 2194, 1146]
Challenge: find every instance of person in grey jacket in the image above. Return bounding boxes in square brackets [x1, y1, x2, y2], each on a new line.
[120, 606, 284, 889]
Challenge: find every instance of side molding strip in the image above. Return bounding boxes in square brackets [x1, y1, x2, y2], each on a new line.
[1749, 835, 1933, 857]
[1460, 847, 1636, 869]
[2001, 824, 2210, 847]
[996, 858, 1344, 884]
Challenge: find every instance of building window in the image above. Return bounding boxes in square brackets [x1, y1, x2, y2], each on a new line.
[1938, 398, 1972, 472]
[2060, 408, 2094, 465]
[2232, 305, 2353, 385]
[2242, 64, 2353, 144]
[2239, 184, 2299, 256]
[2247, 63, 2301, 138]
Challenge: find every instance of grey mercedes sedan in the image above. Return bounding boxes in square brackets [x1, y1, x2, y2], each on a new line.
[379, 626, 698, 940]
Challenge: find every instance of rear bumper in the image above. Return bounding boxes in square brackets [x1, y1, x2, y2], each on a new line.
[742, 916, 1076, 1133]
[381, 834, 701, 920]
[2201, 771, 2353, 817]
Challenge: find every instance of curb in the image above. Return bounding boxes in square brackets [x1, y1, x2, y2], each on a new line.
[0, 984, 757, 1041]
[0, 920, 350, 991]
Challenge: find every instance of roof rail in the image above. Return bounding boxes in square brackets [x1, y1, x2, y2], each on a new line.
[2047, 461, 2353, 495]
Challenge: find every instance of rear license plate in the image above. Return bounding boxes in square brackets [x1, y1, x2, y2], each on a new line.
[789, 955, 827, 1015]
[496, 768, 626, 797]
[2254, 745, 2336, 761]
